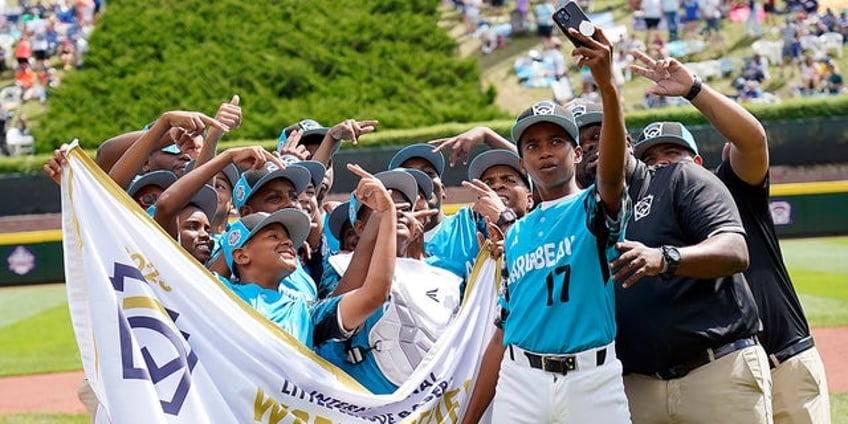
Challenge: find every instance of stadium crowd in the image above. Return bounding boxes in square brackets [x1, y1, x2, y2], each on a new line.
[42, 17, 829, 423]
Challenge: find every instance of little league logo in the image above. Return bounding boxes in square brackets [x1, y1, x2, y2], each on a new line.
[531, 101, 557, 115]
[570, 104, 587, 118]
[234, 183, 246, 204]
[634, 194, 654, 221]
[227, 228, 243, 248]
[109, 262, 197, 415]
[641, 122, 664, 140]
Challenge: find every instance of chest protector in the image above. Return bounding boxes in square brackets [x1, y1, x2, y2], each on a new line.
[328, 254, 462, 387]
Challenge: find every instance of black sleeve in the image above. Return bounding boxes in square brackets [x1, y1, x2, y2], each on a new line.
[715, 159, 770, 202]
[672, 161, 746, 242]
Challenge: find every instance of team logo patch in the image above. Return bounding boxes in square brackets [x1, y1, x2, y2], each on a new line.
[634, 194, 654, 221]
[227, 228, 243, 248]
[7, 246, 35, 275]
[531, 101, 557, 115]
[299, 119, 322, 131]
[642, 122, 664, 140]
[265, 162, 280, 172]
[234, 184, 246, 203]
[570, 104, 587, 118]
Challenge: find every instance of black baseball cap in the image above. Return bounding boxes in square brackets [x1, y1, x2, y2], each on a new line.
[394, 167, 434, 202]
[127, 170, 178, 197]
[328, 201, 351, 241]
[187, 184, 219, 221]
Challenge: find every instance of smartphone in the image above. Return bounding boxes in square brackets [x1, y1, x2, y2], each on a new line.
[553, 2, 596, 48]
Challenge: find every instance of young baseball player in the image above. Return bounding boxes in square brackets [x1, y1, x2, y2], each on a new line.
[464, 26, 632, 423]
[219, 163, 396, 348]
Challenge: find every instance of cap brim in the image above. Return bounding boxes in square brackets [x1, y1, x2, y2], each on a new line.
[511, 115, 579, 145]
[222, 163, 240, 188]
[633, 136, 697, 160]
[188, 184, 219, 221]
[395, 167, 434, 202]
[250, 209, 311, 251]
[127, 170, 178, 197]
[375, 170, 419, 208]
[328, 201, 351, 241]
[301, 129, 328, 145]
[574, 112, 604, 129]
[295, 161, 327, 188]
[468, 150, 524, 182]
[252, 166, 311, 197]
[389, 144, 446, 177]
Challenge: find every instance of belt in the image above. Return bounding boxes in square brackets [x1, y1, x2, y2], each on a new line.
[508, 343, 612, 375]
[653, 337, 758, 380]
[769, 336, 815, 369]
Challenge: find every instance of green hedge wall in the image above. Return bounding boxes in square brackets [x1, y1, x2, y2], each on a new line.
[33, 0, 504, 152]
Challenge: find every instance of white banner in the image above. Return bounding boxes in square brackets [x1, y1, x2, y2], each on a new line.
[60, 146, 500, 423]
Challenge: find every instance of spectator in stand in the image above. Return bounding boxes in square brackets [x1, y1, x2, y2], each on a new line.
[682, 0, 700, 38]
[643, 0, 664, 44]
[823, 61, 843, 94]
[699, 0, 722, 41]
[662, 0, 680, 41]
[543, 37, 568, 80]
[59, 40, 75, 71]
[746, 0, 764, 37]
[763, 0, 777, 25]
[780, 17, 800, 77]
[14, 33, 31, 66]
[799, 55, 821, 94]
[534, 0, 557, 48]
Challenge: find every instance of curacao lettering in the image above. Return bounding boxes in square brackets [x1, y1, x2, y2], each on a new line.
[509, 235, 575, 285]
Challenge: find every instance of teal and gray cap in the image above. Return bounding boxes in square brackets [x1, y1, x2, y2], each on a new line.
[221, 209, 310, 273]
[566, 101, 604, 129]
[232, 162, 311, 211]
[467, 149, 529, 188]
[350, 169, 419, 220]
[633, 122, 699, 159]
[127, 170, 178, 197]
[389, 144, 446, 177]
[511, 100, 580, 147]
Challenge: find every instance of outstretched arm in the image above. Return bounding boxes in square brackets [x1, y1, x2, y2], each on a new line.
[108, 111, 228, 189]
[429, 127, 517, 167]
[630, 50, 769, 185]
[337, 164, 397, 331]
[195, 95, 242, 167]
[571, 26, 626, 216]
[154, 146, 282, 238]
[461, 328, 504, 424]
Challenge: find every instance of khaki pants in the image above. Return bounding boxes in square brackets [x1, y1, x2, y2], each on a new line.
[772, 347, 830, 424]
[624, 345, 772, 423]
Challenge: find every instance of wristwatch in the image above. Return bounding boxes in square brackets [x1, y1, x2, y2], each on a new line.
[661, 245, 682, 275]
[496, 208, 517, 229]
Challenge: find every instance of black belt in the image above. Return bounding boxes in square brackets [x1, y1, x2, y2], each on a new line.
[653, 337, 758, 380]
[769, 336, 815, 369]
[509, 344, 610, 375]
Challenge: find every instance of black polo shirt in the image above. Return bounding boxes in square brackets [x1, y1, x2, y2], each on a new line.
[716, 160, 810, 356]
[616, 159, 761, 375]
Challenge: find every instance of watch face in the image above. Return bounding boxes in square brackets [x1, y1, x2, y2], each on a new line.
[665, 246, 681, 263]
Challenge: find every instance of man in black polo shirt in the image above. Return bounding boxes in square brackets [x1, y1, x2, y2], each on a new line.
[628, 50, 830, 423]
[567, 101, 771, 422]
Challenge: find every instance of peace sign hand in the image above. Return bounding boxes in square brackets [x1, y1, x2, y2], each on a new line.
[629, 49, 695, 97]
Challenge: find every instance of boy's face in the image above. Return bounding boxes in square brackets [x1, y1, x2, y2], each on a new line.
[212, 172, 234, 219]
[518, 122, 581, 193]
[243, 179, 301, 215]
[401, 157, 445, 211]
[298, 183, 320, 224]
[340, 222, 359, 252]
[178, 206, 212, 263]
[236, 224, 297, 279]
[480, 165, 532, 217]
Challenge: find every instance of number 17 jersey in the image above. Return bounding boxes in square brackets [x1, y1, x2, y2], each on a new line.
[501, 186, 630, 355]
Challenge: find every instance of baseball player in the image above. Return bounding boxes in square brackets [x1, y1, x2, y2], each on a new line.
[316, 169, 462, 394]
[629, 50, 829, 423]
[465, 25, 632, 423]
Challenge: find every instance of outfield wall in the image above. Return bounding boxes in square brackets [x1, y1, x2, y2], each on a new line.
[1, 181, 846, 287]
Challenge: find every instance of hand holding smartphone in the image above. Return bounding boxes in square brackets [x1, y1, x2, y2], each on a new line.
[553, 2, 598, 47]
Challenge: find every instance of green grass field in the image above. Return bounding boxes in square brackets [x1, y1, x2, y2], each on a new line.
[0, 237, 846, 422]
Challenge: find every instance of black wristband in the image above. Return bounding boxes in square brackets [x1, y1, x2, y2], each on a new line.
[684, 76, 702, 101]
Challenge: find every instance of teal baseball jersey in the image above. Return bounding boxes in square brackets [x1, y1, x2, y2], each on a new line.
[501, 186, 630, 354]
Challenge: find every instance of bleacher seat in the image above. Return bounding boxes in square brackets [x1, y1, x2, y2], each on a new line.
[6, 128, 34, 156]
[751, 40, 782, 65]
[819, 32, 844, 58]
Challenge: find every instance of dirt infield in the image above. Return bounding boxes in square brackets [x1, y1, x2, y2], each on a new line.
[0, 327, 845, 415]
